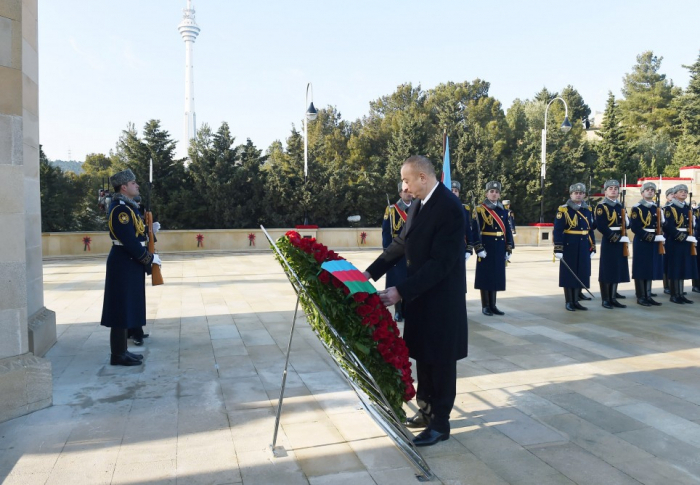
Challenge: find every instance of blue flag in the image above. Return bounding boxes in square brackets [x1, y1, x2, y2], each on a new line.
[441, 135, 451, 188]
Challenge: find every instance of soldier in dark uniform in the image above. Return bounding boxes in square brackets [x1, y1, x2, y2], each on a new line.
[503, 200, 517, 237]
[382, 182, 413, 322]
[663, 187, 676, 294]
[629, 182, 665, 306]
[663, 184, 698, 303]
[693, 202, 700, 293]
[450, 181, 475, 276]
[553, 183, 596, 311]
[473, 181, 515, 316]
[595, 180, 631, 309]
[101, 169, 162, 366]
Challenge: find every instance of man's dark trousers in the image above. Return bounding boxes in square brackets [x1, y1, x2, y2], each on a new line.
[416, 360, 457, 433]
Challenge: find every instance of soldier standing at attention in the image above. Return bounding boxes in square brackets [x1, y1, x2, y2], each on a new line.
[553, 183, 596, 311]
[382, 182, 413, 322]
[101, 169, 162, 366]
[450, 181, 475, 282]
[595, 180, 630, 309]
[663, 187, 676, 295]
[630, 182, 665, 306]
[503, 200, 517, 237]
[663, 184, 698, 303]
[473, 181, 515, 316]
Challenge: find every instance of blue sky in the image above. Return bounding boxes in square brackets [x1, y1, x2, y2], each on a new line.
[38, 1, 700, 162]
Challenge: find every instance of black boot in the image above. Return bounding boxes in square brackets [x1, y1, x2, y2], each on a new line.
[680, 281, 694, 304]
[611, 284, 627, 308]
[692, 279, 700, 293]
[601, 283, 613, 309]
[481, 290, 493, 316]
[663, 274, 671, 294]
[645, 280, 661, 306]
[489, 291, 505, 315]
[573, 288, 587, 310]
[578, 291, 592, 301]
[670, 280, 684, 304]
[565, 288, 575, 311]
[635, 280, 651, 306]
[614, 289, 626, 299]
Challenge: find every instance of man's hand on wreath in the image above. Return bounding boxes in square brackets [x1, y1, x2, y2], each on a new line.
[379, 287, 401, 306]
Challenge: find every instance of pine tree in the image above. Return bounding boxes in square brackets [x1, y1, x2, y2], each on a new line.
[668, 51, 700, 174]
[595, 92, 629, 183]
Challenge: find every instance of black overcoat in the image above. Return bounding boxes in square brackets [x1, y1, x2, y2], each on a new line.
[366, 183, 468, 364]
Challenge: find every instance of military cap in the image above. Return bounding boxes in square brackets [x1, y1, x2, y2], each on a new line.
[110, 169, 136, 188]
[503, 200, 511, 206]
[641, 182, 656, 192]
[451, 181, 461, 191]
[569, 182, 586, 193]
[485, 181, 501, 192]
[666, 187, 675, 196]
[674, 184, 689, 193]
[603, 179, 620, 190]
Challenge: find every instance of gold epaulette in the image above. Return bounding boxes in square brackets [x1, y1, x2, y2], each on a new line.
[558, 206, 568, 213]
[463, 204, 471, 211]
[383, 206, 391, 220]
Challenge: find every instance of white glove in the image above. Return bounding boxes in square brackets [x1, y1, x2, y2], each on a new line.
[554, 253, 563, 260]
[687, 236, 698, 244]
[619, 236, 630, 243]
[152, 222, 161, 234]
[513, 234, 518, 237]
[625, 215, 630, 226]
[477, 250, 487, 258]
[465, 252, 472, 262]
[654, 235, 666, 242]
[590, 252, 595, 259]
[152, 254, 162, 266]
[505, 253, 511, 261]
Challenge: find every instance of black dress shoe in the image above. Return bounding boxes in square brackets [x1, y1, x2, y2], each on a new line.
[110, 353, 143, 366]
[405, 412, 431, 429]
[602, 300, 614, 309]
[611, 300, 627, 308]
[565, 302, 576, 312]
[636, 298, 651, 307]
[646, 297, 662, 306]
[573, 302, 588, 311]
[614, 292, 626, 299]
[693, 287, 700, 294]
[132, 337, 144, 346]
[650, 292, 658, 297]
[482, 307, 493, 316]
[578, 292, 592, 301]
[413, 428, 449, 447]
[664, 288, 671, 294]
[670, 296, 685, 304]
[490, 306, 505, 316]
[681, 296, 694, 304]
[126, 350, 143, 360]
[142, 333, 150, 338]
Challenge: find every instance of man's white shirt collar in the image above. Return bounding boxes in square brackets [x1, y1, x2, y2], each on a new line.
[420, 181, 440, 206]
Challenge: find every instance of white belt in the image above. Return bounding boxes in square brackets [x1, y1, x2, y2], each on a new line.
[643, 228, 656, 233]
[609, 227, 621, 231]
[677, 228, 688, 232]
[113, 241, 146, 246]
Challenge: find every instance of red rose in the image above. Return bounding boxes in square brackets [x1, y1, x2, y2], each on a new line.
[331, 277, 343, 288]
[368, 313, 380, 325]
[367, 294, 381, 306]
[361, 316, 372, 326]
[318, 271, 331, 284]
[356, 304, 373, 316]
[353, 292, 368, 302]
[342, 286, 350, 295]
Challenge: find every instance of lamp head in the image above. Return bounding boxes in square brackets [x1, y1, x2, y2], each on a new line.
[306, 102, 318, 121]
[560, 116, 572, 133]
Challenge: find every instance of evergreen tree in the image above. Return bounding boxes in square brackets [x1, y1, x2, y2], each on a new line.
[667, 51, 700, 174]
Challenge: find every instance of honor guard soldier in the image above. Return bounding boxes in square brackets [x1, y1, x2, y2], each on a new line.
[503, 200, 517, 237]
[382, 182, 413, 321]
[553, 183, 596, 311]
[663, 187, 676, 294]
[473, 181, 515, 316]
[595, 180, 631, 309]
[101, 169, 162, 366]
[630, 182, 665, 306]
[663, 184, 698, 303]
[693, 202, 700, 293]
[450, 181, 476, 269]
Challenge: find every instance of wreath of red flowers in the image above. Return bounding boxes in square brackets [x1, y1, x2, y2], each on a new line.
[276, 231, 415, 419]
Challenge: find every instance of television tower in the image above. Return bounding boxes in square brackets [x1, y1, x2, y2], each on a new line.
[178, 0, 200, 158]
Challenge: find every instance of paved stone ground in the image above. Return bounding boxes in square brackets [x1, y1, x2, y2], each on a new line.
[3, 247, 700, 484]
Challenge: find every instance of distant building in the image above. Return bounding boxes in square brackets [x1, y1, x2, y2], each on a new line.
[178, 0, 201, 160]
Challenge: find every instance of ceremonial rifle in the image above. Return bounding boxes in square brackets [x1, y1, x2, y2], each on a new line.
[621, 176, 629, 257]
[146, 158, 164, 286]
[655, 185, 665, 255]
[690, 190, 697, 256]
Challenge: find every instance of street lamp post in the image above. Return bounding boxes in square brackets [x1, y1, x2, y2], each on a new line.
[540, 97, 572, 223]
[303, 82, 318, 225]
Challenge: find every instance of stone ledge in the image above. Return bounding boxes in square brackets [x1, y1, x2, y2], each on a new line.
[0, 352, 52, 423]
[28, 306, 56, 357]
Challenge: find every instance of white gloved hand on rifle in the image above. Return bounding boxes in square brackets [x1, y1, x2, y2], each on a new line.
[465, 252, 472, 262]
[152, 222, 161, 234]
[554, 253, 563, 260]
[619, 236, 630, 243]
[687, 236, 698, 244]
[477, 250, 487, 259]
[152, 254, 162, 266]
[654, 235, 666, 242]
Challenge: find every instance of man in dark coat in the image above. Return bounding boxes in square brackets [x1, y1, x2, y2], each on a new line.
[472, 181, 515, 316]
[364, 155, 468, 447]
[381, 182, 413, 322]
[553, 183, 596, 311]
[663, 184, 698, 303]
[595, 180, 630, 309]
[101, 169, 162, 366]
[630, 181, 664, 306]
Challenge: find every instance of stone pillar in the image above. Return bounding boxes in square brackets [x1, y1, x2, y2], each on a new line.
[0, 0, 54, 423]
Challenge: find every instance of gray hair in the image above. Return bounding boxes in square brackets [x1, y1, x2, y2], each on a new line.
[403, 155, 436, 177]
